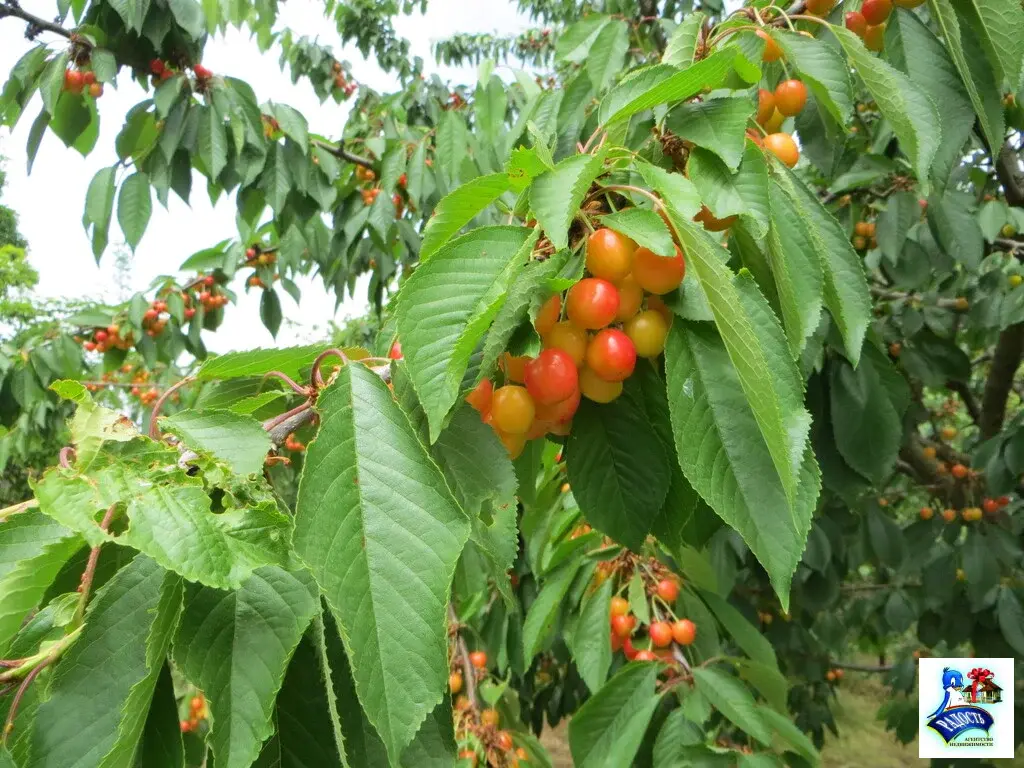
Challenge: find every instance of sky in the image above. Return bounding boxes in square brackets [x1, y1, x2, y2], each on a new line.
[0, 0, 533, 352]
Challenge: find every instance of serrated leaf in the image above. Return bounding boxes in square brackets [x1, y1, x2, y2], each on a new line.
[599, 209, 674, 256]
[665, 96, 754, 171]
[601, 48, 759, 126]
[30, 555, 182, 768]
[556, 16, 612, 63]
[700, 591, 776, 667]
[664, 324, 818, 609]
[197, 345, 338, 381]
[758, 705, 818, 763]
[260, 288, 282, 338]
[685, 144, 770, 239]
[662, 12, 706, 67]
[133, 664, 185, 768]
[420, 173, 511, 261]
[117, 172, 152, 250]
[927, 191, 984, 268]
[522, 561, 580, 663]
[530, 151, 606, 250]
[692, 667, 771, 745]
[84, 165, 117, 259]
[954, 0, 1024, 90]
[271, 103, 308, 151]
[161, 409, 271, 476]
[0, 509, 82, 654]
[571, 578, 613, 693]
[396, 226, 531, 442]
[568, 662, 664, 768]
[909, 3, 1002, 173]
[566, 377, 671, 551]
[40, 52, 69, 116]
[771, 166, 871, 365]
[293, 364, 470, 762]
[587, 19, 629, 91]
[173, 567, 318, 768]
[996, 587, 1024, 655]
[829, 356, 903, 483]
[831, 26, 940, 194]
[435, 111, 467, 186]
[198, 103, 228, 181]
[260, 144, 293, 214]
[770, 30, 853, 129]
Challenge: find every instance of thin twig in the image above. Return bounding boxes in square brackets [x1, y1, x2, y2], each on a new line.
[311, 348, 350, 388]
[262, 371, 310, 396]
[311, 139, 375, 170]
[0, 1, 73, 39]
[148, 376, 196, 438]
[2, 662, 46, 743]
[72, 504, 117, 628]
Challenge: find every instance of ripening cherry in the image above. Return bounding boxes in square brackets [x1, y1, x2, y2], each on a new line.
[544, 321, 588, 366]
[672, 619, 696, 646]
[496, 731, 514, 751]
[998, 495, 1011, 507]
[449, 671, 463, 693]
[84, 341, 97, 352]
[942, 508, 957, 523]
[535, 294, 561, 337]
[756, 89, 776, 125]
[625, 310, 670, 358]
[656, 578, 679, 603]
[615, 275, 644, 321]
[566, 278, 620, 329]
[490, 386, 535, 434]
[763, 133, 800, 168]
[525, 349, 578, 405]
[480, 708, 500, 727]
[693, 206, 737, 232]
[649, 621, 673, 648]
[806, 0, 835, 16]
[586, 329, 636, 382]
[610, 596, 630, 617]
[763, 109, 785, 134]
[610, 631, 623, 652]
[150, 59, 166, 75]
[193, 64, 213, 79]
[634, 650, 657, 662]
[774, 80, 807, 117]
[951, 463, 968, 479]
[919, 507, 934, 520]
[864, 24, 885, 52]
[497, 429, 527, 459]
[94, 330, 109, 343]
[83, 72, 96, 86]
[469, 650, 488, 669]
[983, 498, 999, 515]
[466, 378, 493, 414]
[534, 386, 580, 425]
[64, 69, 84, 93]
[580, 367, 623, 403]
[845, 11, 867, 36]
[586, 228, 635, 282]
[632, 246, 685, 295]
[143, 308, 159, 322]
[622, 636, 638, 660]
[861, 0, 891, 25]
[611, 614, 636, 638]
[389, 340, 403, 360]
[756, 29, 783, 62]
[500, 353, 530, 383]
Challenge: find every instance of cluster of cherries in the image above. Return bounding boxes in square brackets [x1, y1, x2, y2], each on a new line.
[355, 166, 408, 216]
[179, 693, 208, 733]
[80, 324, 132, 354]
[824, 668, 846, 683]
[331, 60, 357, 98]
[920, 496, 1010, 523]
[465, 226, 684, 458]
[62, 68, 102, 98]
[190, 274, 229, 312]
[752, 70, 807, 170]
[843, 0, 925, 52]
[449, 651, 530, 766]
[244, 246, 279, 289]
[603, 575, 697, 664]
[851, 219, 878, 252]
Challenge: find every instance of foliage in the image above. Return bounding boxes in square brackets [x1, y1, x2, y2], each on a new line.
[0, 0, 1023, 765]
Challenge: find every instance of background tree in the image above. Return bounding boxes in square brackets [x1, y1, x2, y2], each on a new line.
[0, 0, 1023, 766]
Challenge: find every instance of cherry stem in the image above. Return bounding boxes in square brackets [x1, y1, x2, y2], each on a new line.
[311, 348, 351, 389]
[2, 663, 46, 744]
[448, 605, 479, 708]
[592, 184, 665, 211]
[0, 499, 39, 523]
[262, 370, 309, 396]
[72, 504, 118, 629]
[148, 376, 196, 439]
[58, 446, 76, 469]
[262, 400, 313, 434]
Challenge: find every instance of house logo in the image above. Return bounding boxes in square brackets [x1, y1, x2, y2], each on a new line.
[919, 657, 1014, 759]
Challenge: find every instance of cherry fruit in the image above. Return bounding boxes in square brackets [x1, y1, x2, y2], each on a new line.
[490, 386, 535, 434]
[534, 294, 561, 337]
[672, 619, 696, 646]
[774, 80, 807, 117]
[649, 621, 673, 647]
[525, 349, 578, 405]
[764, 133, 800, 168]
[586, 228, 635, 282]
[625, 310, 669, 358]
[586, 329, 636, 382]
[631, 246, 685, 295]
[579, 367, 623, 403]
[544, 321, 588, 366]
[567, 278, 620, 329]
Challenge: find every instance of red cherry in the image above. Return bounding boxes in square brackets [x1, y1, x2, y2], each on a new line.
[469, 650, 488, 669]
[159, 69, 174, 81]
[566, 278, 620, 329]
[389, 340, 403, 360]
[634, 650, 658, 661]
[586, 228, 635, 282]
[585, 329, 636, 382]
[861, 0, 892, 25]
[94, 330, 109, 343]
[672, 619, 696, 646]
[83, 71, 96, 85]
[84, 341, 97, 352]
[610, 596, 630, 617]
[185, 307, 196, 319]
[203, 275, 215, 286]
[998, 495, 1011, 507]
[534, 294, 561, 337]
[150, 59, 166, 75]
[524, 349, 578, 406]
[631, 246, 685, 295]
[656, 578, 679, 603]
[143, 308, 159, 322]
[193, 64, 212, 79]
[64, 69, 84, 93]
[466, 379, 493, 414]
[649, 621, 673, 648]
[246, 247, 257, 260]
[622, 636, 638, 660]
[153, 300, 167, 313]
[845, 11, 867, 36]
[611, 614, 636, 638]
[534, 386, 580, 425]
[496, 731, 514, 751]
[983, 499, 999, 514]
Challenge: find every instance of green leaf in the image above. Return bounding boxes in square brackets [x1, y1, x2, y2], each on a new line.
[700, 591, 776, 668]
[757, 705, 818, 763]
[0, 509, 81, 654]
[556, 16, 612, 63]
[568, 662, 664, 768]
[571, 578, 614, 694]
[271, 103, 308, 151]
[664, 324, 818, 609]
[133, 664, 185, 768]
[665, 96, 754, 171]
[435, 110, 467, 185]
[53, 382, 137, 467]
[662, 12, 706, 67]
[173, 566, 319, 768]
[565, 378, 671, 551]
[419, 173, 511, 261]
[260, 288, 283, 338]
[599, 209, 674, 256]
[735, 660, 789, 714]
[685, 144, 770, 240]
[293, 364, 470, 762]
[167, 0, 205, 37]
[161, 409, 271, 476]
[601, 48, 759, 126]
[30, 555, 183, 768]
[260, 144, 293, 214]
[522, 561, 580, 663]
[770, 30, 853, 129]
[771, 166, 871, 365]
[656, 205, 811, 509]
[765, 176, 823, 354]
[108, 0, 150, 32]
[996, 586, 1024, 655]
[587, 19, 629, 91]
[953, 0, 1024, 89]
[829, 356, 903, 483]
[83, 165, 117, 259]
[197, 344, 329, 381]
[529, 151, 606, 250]
[117, 172, 152, 250]
[692, 667, 771, 745]
[831, 26, 940, 193]
[875, 190, 920, 263]
[927, 191, 984, 268]
[908, 4, 1002, 173]
[90, 49, 117, 84]
[198, 103, 228, 181]
[40, 52, 69, 116]
[396, 226, 532, 442]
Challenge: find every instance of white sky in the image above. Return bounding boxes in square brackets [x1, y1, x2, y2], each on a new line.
[0, 0, 532, 352]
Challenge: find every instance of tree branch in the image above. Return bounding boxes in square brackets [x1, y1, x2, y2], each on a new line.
[980, 324, 1024, 438]
[311, 139, 375, 170]
[946, 380, 981, 425]
[996, 142, 1024, 207]
[833, 661, 894, 672]
[0, 1, 72, 39]
[448, 604, 478, 707]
